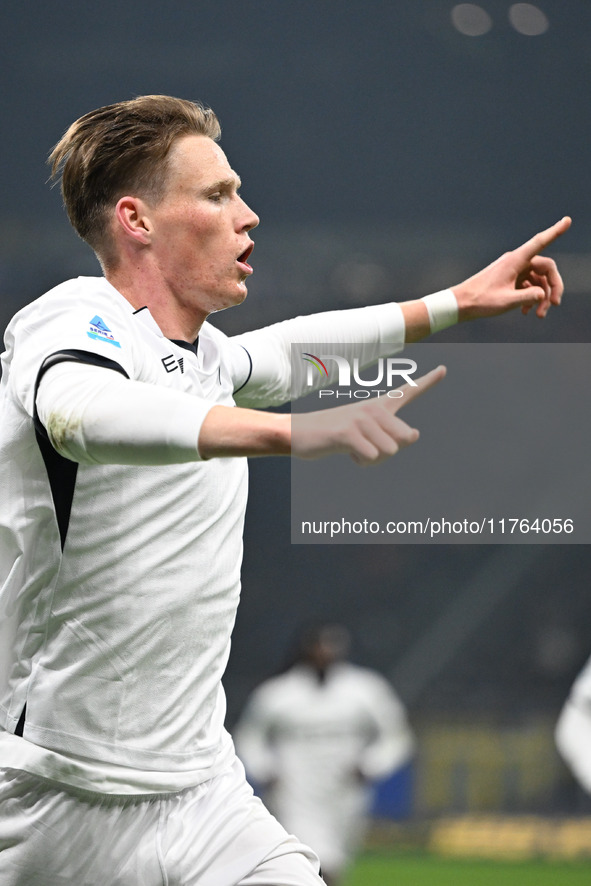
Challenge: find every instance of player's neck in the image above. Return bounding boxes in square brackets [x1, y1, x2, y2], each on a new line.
[106, 265, 207, 343]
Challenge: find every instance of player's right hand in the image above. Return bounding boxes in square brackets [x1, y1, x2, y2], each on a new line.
[451, 216, 571, 321]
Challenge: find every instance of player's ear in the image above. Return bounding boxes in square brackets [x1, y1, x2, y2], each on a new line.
[114, 196, 153, 246]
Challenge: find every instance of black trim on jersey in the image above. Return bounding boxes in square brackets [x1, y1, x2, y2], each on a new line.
[14, 704, 26, 737]
[132, 306, 149, 315]
[169, 338, 199, 356]
[33, 433, 78, 552]
[35, 349, 129, 392]
[233, 345, 253, 394]
[33, 349, 130, 550]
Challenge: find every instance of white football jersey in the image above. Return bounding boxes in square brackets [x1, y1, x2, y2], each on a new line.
[0, 276, 406, 793]
[0, 277, 253, 788]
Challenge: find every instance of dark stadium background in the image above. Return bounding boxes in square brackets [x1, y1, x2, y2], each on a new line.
[2, 0, 591, 824]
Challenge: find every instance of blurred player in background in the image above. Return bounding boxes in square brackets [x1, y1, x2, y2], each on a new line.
[556, 653, 591, 794]
[0, 93, 570, 885]
[235, 623, 415, 886]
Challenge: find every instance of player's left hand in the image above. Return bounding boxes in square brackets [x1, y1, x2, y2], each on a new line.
[292, 364, 446, 466]
[451, 216, 571, 321]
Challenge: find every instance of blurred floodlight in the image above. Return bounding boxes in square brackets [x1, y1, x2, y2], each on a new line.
[451, 4, 493, 36]
[508, 3, 549, 36]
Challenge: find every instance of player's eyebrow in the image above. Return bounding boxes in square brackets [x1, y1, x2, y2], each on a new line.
[206, 173, 242, 193]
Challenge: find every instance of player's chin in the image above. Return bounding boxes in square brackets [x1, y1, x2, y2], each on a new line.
[215, 282, 249, 312]
[235, 278, 250, 303]
[231, 286, 248, 308]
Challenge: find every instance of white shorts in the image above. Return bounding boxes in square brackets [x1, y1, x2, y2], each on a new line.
[0, 759, 324, 885]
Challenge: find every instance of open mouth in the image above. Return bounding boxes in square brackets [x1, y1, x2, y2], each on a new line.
[237, 243, 254, 271]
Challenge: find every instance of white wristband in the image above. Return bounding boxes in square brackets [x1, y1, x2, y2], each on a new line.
[421, 289, 458, 334]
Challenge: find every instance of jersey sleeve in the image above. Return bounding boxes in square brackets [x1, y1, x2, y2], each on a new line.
[229, 302, 406, 408]
[36, 362, 211, 465]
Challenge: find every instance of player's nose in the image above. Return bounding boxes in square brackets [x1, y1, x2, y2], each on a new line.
[239, 198, 259, 232]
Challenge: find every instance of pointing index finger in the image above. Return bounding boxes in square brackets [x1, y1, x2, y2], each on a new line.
[392, 364, 447, 411]
[514, 216, 572, 262]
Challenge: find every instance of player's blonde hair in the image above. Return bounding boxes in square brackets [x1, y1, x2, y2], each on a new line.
[49, 95, 221, 258]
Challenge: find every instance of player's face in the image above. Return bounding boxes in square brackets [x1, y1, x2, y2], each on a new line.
[147, 134, 259, 331]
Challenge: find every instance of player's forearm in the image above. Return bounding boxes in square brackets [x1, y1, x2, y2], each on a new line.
[198, 405, 291, 458]
[399, 299, 431, 343]
[400, 290, 460, 342]
[202, 363, 446, 459]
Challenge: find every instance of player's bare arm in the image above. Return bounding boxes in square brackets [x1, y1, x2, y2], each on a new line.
[37, 360, 443, 467]
[199, 365, 446, 465]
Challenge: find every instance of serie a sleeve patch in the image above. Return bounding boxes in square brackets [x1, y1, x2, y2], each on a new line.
[87, 315, 122, 348]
